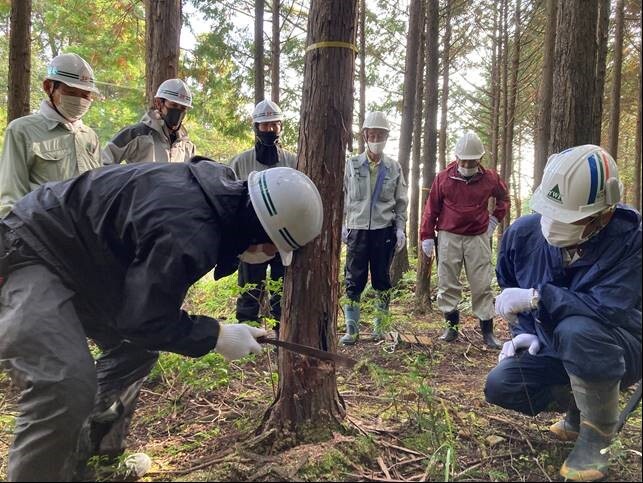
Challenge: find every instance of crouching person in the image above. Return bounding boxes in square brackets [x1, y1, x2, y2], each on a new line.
[0, 159, 322, 481]
[484, 145, 641, 481]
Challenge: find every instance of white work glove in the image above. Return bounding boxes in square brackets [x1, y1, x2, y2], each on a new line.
[498, 333, 541, 362]
[421, 239, 435, 258]
[486, 215, 499, 237]
[341, 225, 349, 244]
[494, 287, 539, 323]
[395, 228, 406, 253]
[214, 323, 266, 361]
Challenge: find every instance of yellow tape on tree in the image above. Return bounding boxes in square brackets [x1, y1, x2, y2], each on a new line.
[305, 41, 358, 54]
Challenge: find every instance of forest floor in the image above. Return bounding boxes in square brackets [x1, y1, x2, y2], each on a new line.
[0, 271, 641, 482]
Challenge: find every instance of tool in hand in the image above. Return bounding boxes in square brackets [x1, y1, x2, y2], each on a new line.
[256, 335, 357, 369]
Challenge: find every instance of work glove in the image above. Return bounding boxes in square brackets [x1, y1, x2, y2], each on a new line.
[421, 239, 435, 259]
[486, 215, 499, 237]
[341, 225, 349, 244]
[214, 323, 266, 361]
[494, 287, 539, 323]
[498, 333, 541, 362]
[395, 228, 406, 253]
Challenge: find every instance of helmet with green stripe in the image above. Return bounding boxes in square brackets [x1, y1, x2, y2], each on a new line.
[45, 53, 99, 94]
[531, 144, 621, 223]
[247, 167, 323, 265]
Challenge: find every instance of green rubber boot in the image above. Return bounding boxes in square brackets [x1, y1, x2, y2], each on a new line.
[372, 293, 390, 341]
[340, 303, 360, 345]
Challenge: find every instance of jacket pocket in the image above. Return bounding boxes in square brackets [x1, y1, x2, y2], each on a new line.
[348, 174, 367, 201]
[31, 141, 72, 181]
[379, 175, 397, 201]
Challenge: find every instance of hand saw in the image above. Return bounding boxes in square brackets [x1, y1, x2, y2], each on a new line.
[256, 336, 357, 369]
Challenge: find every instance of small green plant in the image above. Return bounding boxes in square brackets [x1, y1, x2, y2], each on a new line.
[149, 352, 229, 391]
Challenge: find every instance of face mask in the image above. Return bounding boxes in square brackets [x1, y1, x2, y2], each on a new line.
[57, 95, 92, 121]
[540, 216, 589, 248]
[257, 131, 279, 146]
[163, 107, 186, 131]
[458, 165, 478, 177]
[239, 249, 274, 264]
[367, 141, 386, 156]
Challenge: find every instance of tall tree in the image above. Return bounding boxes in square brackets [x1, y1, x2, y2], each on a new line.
[490, 1, 502, 169]
[259, 0, 357, 446]
[255, 0, 265, 103]
[635, 30, 642, 211]
[415, 0, 439, 309]
[591, 0, 610, 144]
[270, 0, 280, 103]
[358, 0, 366, 153]
[608, 0, 625, 158]
[437, 0, 452, 171]
[7, 0, 31, 124]
[549, 0, 599, 153]
[533, 0, 557, 189]
[145, 0, 181, 106]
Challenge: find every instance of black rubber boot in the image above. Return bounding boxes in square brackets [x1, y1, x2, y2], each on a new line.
[479, 319, 502, 349]
[439, 310, 459, 342]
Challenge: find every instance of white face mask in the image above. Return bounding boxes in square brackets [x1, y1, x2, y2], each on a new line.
[540, 216, 589, 248]
[57, 95, 92, 121]
[367, 141, 387, 156]
[239, 249, 275, 264]
[458, 165, 478, 177]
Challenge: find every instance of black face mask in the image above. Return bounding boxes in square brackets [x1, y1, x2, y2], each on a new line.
[163, 107, 186, 131]
[255, 131, 280, 166]
[257, 131, 279, 146]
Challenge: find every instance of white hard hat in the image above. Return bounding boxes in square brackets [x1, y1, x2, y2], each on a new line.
[252, 99, 284, 123]
[362, 111, 390, 131]
[531, 145, 621, 223]
[45, 53, 99, 94]
[454, 131, 485, 160]
[247, 167, 323, 266]
[155, 78, 193, 108]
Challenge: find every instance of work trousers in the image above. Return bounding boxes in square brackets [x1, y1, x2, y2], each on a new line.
[0, 264, 158, 481]
[236, 256, 285, 324]
[436, 230, 494, 320]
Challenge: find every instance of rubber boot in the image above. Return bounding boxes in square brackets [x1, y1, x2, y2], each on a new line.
[439, 310, 459, 342]
[559, 375, 620, 482]
[340, 302, 360, 345]
[550, 398, 580, 442]
[372, 292, 390, 341]
[479, 319, 502, 349]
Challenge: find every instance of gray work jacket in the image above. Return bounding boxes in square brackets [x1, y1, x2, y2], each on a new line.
[229, 145, 297, 181]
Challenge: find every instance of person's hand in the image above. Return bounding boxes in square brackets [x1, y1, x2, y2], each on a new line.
[486, 215, 499, 237]
[395, 229, 406, 253]
[494, 287, 538, 323]
[421, 239, 435, 258]
[341, 226, 349, 244]
[498, 333, 541, 362]
[214, 324, 266, 361]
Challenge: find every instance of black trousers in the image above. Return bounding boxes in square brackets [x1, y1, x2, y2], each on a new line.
[344, 226, 396, 302]
[236, 256, 285, 325]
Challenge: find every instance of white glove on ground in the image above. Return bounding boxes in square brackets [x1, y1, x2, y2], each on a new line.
[421, 239, 435, 258]
[486, 215, 499, 237]
[215, 324, 266, 361]
[395, 229, 406, 253]
[494, 287, 538, 323]
[498, 333, 541, 362]
[341, 225, 349, 244]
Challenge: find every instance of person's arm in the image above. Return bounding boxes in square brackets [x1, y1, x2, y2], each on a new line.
[393, 164, 409, 231]
[419, 176, 441, 241]
[492, 173, 510, 222]
[0, 125, 31, 218]
[101, 127, 136, 165]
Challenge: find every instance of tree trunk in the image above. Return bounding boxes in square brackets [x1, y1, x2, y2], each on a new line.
[591, 0, 610, 145]
[635, 35, 642, 212]
[255, 0, 265, 103]
[390, 0, 423, 285]
[437, 0, 452, 171]
[145, 0, 181, 106]
[259, 0, 357, 449]
[8, 0, 31, 124]
[490, 1, 501, 170]
[499, 0, 510, 234]
[549, 0, 599, 153]
[415, 0, 439, 310]
[608, 0, 625, 159]
[533, 0, 557, 190]
[358, 0, 366, 154]
[270, 0, 280, 104]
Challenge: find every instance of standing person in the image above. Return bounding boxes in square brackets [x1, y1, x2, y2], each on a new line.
[230, 99, 297, 334]
[0, 53, 101, 218]
[101, 78, 196, 164]
[0, 159, 323, 481]
[340, 111, 408, 345]
[486, 145, 641, 482]
[419, 131, 508, 349]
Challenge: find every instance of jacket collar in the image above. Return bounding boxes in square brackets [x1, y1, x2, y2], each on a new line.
[141, 109, 190, 142]
[38, 100, 88, 132]
[446, 159, 485, 183]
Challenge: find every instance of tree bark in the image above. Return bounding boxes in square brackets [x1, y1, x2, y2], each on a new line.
[490, 1, 501, 170]
[7, 0, 32, 124]
[533, 0, 557, 190]
[358, 0, 366, 153]
[270, 0, 280, 104]
[255, 0, 265, 103]
[499, 0, 510, 234]
[549, 0, 599, 153]
[415, 0, 439, 310]
[591, 0, 610, 145]
[635, 32, 642, 212]
[145, 0, 181, 107]
[608, 0, 625, 159]
[259, 0, 357, 449]
[437, 0, 452, 171]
